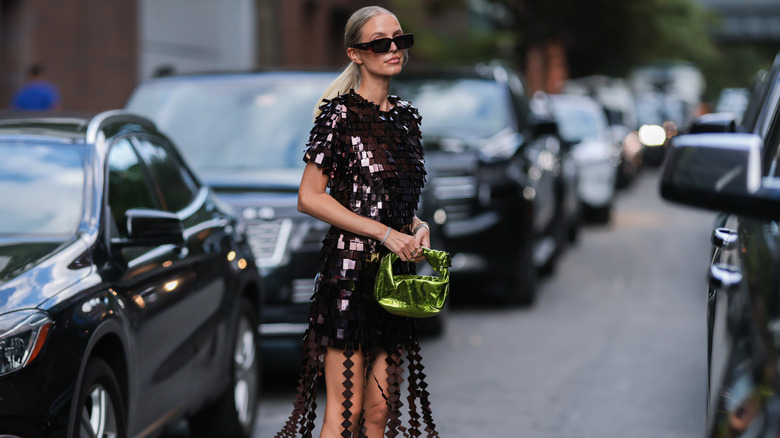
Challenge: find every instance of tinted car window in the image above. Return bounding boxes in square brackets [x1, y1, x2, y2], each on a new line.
[0, 142, 85, 236]
[107, 138, 156, 236]
[133, 137, 199, 212]
[127, 78, 327, 172]
[393, 78, 511, 140]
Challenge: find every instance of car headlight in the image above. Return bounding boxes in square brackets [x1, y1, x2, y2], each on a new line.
[638, 124, 666, 146]
[0, 310, 52, 377]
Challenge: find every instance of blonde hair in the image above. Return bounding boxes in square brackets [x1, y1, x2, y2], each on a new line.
[313, 6, 400, 118]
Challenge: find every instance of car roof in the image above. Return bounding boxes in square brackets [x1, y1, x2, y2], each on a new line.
[135, 70, 340, 86]
[0, 110, 159, 145]
[0, 114, 90, 141]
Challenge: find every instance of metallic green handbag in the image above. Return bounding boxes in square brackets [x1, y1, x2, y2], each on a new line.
[374, 248, 451, 318]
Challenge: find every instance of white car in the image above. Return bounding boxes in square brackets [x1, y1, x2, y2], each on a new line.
[547, 94, 621, 223]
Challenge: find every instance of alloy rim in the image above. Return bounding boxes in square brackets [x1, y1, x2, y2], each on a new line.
[233, 316, 258, 428]
[81, 384, 118, 438]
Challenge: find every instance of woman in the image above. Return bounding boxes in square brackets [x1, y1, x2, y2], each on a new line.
[275, 6, 438, 438]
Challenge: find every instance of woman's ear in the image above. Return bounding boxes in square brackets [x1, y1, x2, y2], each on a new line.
[347, 48, 363, 65]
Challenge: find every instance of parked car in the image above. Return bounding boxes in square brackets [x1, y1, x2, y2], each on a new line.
[126, 71, 448, 338]
[392, 64, 575, 304]
[0, 111, 262, 437]
[563, 75, 643, 187]
[542, 93, 620, 223]
[660, 52, 780, 437]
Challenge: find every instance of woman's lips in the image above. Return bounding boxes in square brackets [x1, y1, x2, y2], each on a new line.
[386, 57, 401, 64]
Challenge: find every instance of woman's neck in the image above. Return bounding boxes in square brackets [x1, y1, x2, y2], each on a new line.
[356, 75, 393, 111]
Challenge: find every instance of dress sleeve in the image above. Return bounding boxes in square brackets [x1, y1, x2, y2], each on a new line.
[303, 98, 347, 180]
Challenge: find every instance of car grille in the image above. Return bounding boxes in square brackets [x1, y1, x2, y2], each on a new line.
[246, 218, 293, 268]
[433, 175, 477, 200]
[432, 175, 477, 221]
[292, 278, 315, 303]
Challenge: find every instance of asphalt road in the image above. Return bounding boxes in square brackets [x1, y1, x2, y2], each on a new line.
[172, 167, 714, 437]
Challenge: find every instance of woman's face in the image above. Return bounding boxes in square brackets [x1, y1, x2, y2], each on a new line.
[348, 13, 405, 79]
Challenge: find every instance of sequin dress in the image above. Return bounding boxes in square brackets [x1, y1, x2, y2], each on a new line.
[275, 91, 439, 438]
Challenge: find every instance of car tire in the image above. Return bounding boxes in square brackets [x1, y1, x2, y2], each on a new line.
[588, 205, 612, 224]
[417, 306, 447, 338]
[568, 215, 581, 243]
[506, 238, 537, 306]
[190, 298, 260, 438]
[72, 356, 127, 438]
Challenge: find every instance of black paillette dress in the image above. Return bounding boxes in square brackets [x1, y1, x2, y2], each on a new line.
[275, 91, 438, 438]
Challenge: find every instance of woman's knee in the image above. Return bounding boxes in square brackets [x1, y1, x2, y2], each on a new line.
[362, 400, 390, 427]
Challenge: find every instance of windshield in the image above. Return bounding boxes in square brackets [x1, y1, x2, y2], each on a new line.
[0, 142, 85, 236]
[393, 78, 510, 140]
[127, 76, 332, 172]
[550, 101, 605, 142]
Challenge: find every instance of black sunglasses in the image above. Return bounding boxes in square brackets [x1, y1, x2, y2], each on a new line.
[350, 34, 414, 53]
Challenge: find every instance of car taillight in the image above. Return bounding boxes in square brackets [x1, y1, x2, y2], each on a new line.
[0, 310, 52, 377]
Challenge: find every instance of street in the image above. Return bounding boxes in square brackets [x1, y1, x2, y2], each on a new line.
[173, 168, 713, 437]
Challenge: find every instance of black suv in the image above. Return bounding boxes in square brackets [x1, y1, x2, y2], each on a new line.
[0, 111, 262, 437]
[393, 64, 575, 304]
[661, 52, 780, 436]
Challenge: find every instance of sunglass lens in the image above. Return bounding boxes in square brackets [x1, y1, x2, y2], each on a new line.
[396, 34, 414, 49]
[370, 38, 392, 53]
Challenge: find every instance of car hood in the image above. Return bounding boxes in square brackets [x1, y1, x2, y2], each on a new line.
[201, 169, 306, 219]
[0, 241, 66, 284]
[0, 238, 94, 312]
[201, 169, 302, 193]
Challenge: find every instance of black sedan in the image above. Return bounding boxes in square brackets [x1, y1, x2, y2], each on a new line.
[660, 51, 780, 437]
[393, 64, 574, 304]
[0, 112, 262, 437]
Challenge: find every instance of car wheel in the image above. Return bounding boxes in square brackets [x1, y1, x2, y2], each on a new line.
[72, 357, 126, 438]
[190, 299, 260, 438]
[417, 306, 447, 338]
[588, 204, 612, 224]
[506, 238, 537, 305]
[568, 215, 581, 243]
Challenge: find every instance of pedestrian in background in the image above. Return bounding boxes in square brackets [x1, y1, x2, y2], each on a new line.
[275, 5, 439, 438]
[11, 64, 61, 111]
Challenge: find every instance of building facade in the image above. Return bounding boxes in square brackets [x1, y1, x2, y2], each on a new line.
[1, 0, 379, 112]
[698, 0, 780, 43]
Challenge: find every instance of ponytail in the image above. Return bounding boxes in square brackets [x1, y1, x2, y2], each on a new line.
[313, 62, 361, 118]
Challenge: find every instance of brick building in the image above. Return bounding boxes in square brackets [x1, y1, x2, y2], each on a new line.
[0, 0, 383, 113]
[0, 0, 138, 112]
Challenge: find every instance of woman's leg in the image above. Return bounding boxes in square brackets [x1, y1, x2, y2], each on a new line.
[361, 349, 404, 438]
[320, 348, 365, 438]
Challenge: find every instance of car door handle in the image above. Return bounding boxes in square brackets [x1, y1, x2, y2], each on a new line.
[709, 263, 742, 291]
[712, 227, 737, 249]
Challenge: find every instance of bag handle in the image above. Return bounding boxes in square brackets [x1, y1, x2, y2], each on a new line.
[378, 248, 452, 284]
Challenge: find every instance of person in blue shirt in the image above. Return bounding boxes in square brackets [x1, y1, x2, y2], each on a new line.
[11, 64, 61, 110]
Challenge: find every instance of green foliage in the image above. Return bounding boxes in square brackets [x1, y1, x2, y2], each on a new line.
[389, 0, 776, 101]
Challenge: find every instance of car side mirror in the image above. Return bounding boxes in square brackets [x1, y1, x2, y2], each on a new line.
[659, 133, 780, 219]
[112, 208, 185, 247]
[687, 113, 738, 134]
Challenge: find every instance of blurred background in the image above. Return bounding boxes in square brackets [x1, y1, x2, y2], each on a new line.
[1, 0, 777, 113]
[3, 1, 780, 437]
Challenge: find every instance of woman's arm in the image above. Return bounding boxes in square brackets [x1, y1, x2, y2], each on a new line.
[298, 162, 422, 261]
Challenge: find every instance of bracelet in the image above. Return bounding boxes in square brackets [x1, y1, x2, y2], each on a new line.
[380, 226, 392, 246]
[412, 221, 430, 235]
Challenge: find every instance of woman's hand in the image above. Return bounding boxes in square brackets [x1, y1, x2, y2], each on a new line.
[382, 228, 423, 262]
[409, 223, 430, 262]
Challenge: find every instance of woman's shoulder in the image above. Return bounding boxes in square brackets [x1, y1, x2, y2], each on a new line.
[390, 95, 422, 122]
